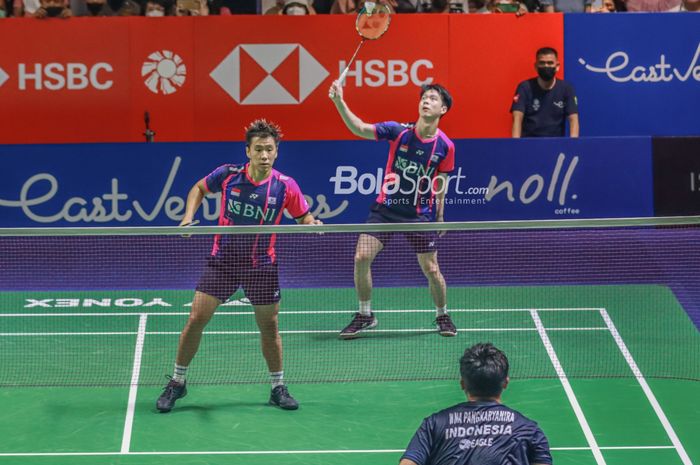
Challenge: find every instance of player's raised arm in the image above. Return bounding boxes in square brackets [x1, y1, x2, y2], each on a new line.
[328, 80, 375, 140]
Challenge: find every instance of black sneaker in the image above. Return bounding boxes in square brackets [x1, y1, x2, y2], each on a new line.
[339, 312, 378, 339]
[435, 314, 457, 337]
[156, 376, 187, 413]
[269, 385, 299, 410]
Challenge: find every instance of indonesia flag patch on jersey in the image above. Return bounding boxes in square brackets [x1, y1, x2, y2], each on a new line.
[513, 94, 520, 103]
[399, 144, 409, 152]
[231, 188, 241, 197]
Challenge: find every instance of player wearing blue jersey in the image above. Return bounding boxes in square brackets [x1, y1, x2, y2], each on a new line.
[401, 343, 552, 465]
[329, 81, 457, 339]
[157, 119, 321, 413]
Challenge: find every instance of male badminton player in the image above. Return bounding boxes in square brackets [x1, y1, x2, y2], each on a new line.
[157, 119, 321, 413]
[401, 343, 552, 465]
[329, 81, 457, 339]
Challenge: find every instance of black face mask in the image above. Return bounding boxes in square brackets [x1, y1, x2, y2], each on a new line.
[86, 2, 104, 14]
[45, 5, 64, 15]
[537, 66, 557, 82]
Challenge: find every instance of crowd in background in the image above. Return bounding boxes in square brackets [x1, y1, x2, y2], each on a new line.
[0, 0, 696, 22]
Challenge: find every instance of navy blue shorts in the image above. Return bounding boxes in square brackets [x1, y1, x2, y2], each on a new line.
[365, 203, 438, 254]
[196, 256, 281, 306]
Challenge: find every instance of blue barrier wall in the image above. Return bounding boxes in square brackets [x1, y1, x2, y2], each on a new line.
[565, 14, 700, 137]
[1, 138, 653, 226]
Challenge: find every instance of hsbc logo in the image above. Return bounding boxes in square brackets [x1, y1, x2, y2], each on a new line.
[210, 44, 328, 105]
[12, 63, 113, 91]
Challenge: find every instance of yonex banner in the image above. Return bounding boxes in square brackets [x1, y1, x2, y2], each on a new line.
[564, 14, 700, 137]
[0, 137, 653, 227]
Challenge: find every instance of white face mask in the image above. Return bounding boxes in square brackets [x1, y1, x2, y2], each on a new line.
[146, 8, 164, 15]
[285, 5, 307, 14]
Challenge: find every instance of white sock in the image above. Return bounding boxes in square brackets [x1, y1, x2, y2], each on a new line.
[436, 306, 447, 316]
[173, 364, 188, 384]
[270, 371, 284, 388]
[359, 300, 372, 316]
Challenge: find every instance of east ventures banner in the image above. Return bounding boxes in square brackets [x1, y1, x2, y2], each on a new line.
[565, 14, 700, 137]
[0, 138, 653, 227]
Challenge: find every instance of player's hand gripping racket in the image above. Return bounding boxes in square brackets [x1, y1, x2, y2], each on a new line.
[329, 2, 391, 99]
[179, 219, 199, 238]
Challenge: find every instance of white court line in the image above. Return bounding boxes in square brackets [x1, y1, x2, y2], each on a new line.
[0, 327, 609, 337]
[120, 314, 148, 454]
[600, 308, 692, 465]
[530, 310, 606, 465]
[0, 307, 601, 317]
[0, 445, 676, 457]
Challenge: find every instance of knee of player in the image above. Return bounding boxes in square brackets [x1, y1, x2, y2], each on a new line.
[354, 251, 375, 265]
[421, 263, 441, 278]
[186, 313, 212, 329]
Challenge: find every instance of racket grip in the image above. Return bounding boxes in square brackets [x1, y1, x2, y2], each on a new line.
[329, 68, 351, 99]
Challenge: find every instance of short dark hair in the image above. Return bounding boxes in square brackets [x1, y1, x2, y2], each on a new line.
[245, 119, 283, 146]
[536, 47, 558, 59]
[420, 83, 453, 113]
[460, 343, 509, 398]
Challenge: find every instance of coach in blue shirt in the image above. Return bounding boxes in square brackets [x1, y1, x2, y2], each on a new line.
[400, 343, 553, 465]
[511, 47, 579, 138]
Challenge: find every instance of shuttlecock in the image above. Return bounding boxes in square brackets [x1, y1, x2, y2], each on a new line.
[364, 1, 376, 13]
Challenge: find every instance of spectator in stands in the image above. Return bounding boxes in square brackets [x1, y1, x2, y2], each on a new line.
[667, 0, 699, 9]
[467, 0, 487, 11]
[331, 0, 397, 13]
[264, 0, 283, 13]
[394, 0, 419, 11]
[416, 0, 449, 11]
[592, 0, 617, 11]
[541, 0, 591, 12]
[34, 0, 71, 17]
[73, 0, 140, 15]
[312, 0, 333, 11]
[0, 0, 6, 16]
[174, 0, 208, 15]
[491, 0, 528, 13]
[15, 0, 64, 16]
[144, 0, 168, 15]
[511, 47, 579, 138]
[400, 343, 552, 465]
[622, 0, 679, 10]
[282, 0, 316, 13]
[226, 0, 256, 12]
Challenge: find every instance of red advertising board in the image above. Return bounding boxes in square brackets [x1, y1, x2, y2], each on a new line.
[0, 14, 562, 143]
[445, 14, 564, 138]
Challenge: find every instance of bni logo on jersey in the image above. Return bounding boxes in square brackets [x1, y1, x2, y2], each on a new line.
[210, 44, 329, 105]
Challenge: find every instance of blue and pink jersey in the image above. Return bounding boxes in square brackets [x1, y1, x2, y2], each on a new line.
[203, 163, 310, 265]
[373, 122, 455, 221]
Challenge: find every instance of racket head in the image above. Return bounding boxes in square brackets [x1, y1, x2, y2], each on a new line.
[355, 2, 391, 40]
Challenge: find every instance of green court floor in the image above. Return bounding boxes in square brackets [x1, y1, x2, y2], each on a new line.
[0, 285, 698, 465]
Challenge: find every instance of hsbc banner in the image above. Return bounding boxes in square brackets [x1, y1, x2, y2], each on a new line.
[0, 15, 561, 144]
[565, 14, 700, 137]
[0, 137, 652, 227]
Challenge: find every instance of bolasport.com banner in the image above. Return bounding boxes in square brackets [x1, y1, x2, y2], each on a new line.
[0, 137, 653, 227]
